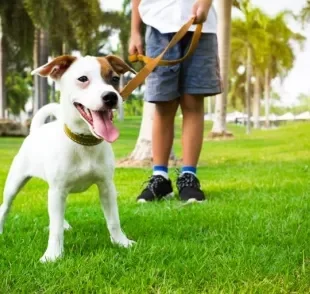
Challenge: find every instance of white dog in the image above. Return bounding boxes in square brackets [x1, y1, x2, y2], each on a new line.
[0, 55, 136, 262]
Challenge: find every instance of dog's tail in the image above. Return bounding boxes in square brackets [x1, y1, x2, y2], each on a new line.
[30, 103, 61, 133]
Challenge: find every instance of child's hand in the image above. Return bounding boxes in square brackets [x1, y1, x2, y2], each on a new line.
[191, 0, 212, 24]
[129, 33, 143, 55]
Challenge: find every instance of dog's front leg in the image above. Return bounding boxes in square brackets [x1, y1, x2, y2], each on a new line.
[97, 182, 135, 248]
[40, 188, 67, 263]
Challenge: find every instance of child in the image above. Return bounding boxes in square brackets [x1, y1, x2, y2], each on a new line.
[129, 0, 222, 203]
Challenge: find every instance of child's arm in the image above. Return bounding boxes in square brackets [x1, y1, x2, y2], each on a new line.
[192, 0, 213, 24]
[129, 0, 143, 55]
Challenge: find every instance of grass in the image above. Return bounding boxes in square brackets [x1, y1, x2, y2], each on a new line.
[0, 118, 309, 293]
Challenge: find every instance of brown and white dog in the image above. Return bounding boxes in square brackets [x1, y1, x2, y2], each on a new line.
[0, 55, 136, 262]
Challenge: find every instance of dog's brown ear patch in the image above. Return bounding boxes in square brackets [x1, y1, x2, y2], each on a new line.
[96, 57, 114, 82]
[31, 55, 77, 80]
[104, 55, 136, 75]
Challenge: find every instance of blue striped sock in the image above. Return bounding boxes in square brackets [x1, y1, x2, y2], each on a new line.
[153, 165, 168, 179]
[181, 166, 197, 175]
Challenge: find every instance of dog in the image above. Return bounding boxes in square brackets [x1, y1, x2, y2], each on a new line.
[0, 54, 136, 262]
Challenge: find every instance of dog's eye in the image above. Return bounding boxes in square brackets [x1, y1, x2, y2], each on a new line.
[112, 76, 120, 83]
[78, 76, 88, 83]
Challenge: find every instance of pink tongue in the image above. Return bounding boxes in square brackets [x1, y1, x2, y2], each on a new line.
[91, 110, 119, 143]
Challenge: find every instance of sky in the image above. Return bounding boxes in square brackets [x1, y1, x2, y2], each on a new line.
[100, 0, 310, 106]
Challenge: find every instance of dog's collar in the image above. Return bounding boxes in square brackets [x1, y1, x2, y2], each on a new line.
[64, 124, 103, 146]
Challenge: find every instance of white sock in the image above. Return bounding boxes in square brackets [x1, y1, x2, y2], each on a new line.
[181, 171, 196, 176]
[153, 170, 169, 180]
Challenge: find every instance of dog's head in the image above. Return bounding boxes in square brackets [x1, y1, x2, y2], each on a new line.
[31, 55, 135, 143]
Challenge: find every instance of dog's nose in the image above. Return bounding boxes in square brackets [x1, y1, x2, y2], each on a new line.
[101, 92, 118, 108]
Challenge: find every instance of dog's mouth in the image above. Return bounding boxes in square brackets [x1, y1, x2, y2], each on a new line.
[74, 103, 119, 143]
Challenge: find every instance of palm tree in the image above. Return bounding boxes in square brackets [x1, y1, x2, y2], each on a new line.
[209, 0, 241, 138]
[210, 0, 233, 137]
[0, 0, 106, 116]
[230, 7, 305, 130]
[230, 2, 268, 134]
[32, 28, 40, 112]
[0, 16, 5, 119]
[0, 0, 34, 118]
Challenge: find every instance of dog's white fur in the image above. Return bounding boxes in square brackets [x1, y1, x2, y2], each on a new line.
[0, 55, 135, 262]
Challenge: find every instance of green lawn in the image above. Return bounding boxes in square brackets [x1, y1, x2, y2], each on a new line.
[0, 118, 309, 293]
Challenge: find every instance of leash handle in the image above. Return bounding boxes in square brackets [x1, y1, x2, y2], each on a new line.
[120, 17, 202, 100]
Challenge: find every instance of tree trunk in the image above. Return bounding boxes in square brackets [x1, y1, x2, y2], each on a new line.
[253, 72, 261, 129]
[129, 101, 176, 162]
[130, 102, 154, 160]
[264, 67, 270, 128]
[39, 30, 49, 107]
[33, 29, 41, 113]
[207, 96, 212, 120]
[245, 46, 252, 134]
[210, 0, 233, 137]
[51, 81, 56, 102]
[62, 42, 67, 55]
[0, 17, 6, 119]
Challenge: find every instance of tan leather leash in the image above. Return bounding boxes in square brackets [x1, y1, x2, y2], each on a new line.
[120, 17, 202, 100]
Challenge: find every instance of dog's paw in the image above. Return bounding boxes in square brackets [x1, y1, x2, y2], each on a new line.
[111, 237, 136, 248]
[40, 249, 63, 263]
[122, 239, 136, 248]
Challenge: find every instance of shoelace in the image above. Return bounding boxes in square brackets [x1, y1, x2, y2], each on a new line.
[141, 175, 166, 197]
[176, 173, 201, 191]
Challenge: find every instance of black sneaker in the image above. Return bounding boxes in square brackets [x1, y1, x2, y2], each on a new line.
[176, 173, 206, 203]
[137, 175, 174, 203]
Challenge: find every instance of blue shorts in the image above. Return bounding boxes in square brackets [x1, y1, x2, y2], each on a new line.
[144, 26, 223, 103]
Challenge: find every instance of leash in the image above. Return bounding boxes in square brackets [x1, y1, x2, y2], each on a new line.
[120, 17, 202, 100]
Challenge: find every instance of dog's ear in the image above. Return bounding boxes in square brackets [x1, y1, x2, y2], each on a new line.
[31, 55, 77, 80]
[105, 55, 136, 75]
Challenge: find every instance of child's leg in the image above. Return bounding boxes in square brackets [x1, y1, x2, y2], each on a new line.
[176, 94, 205, 202]
[137, 101, 179, 203]
[137, 100, 179, 203]
[180, 94, 204, 167]
[176, 32, 222, 202]
[152, 100, 179, 167]
[136, 26, 181, 202]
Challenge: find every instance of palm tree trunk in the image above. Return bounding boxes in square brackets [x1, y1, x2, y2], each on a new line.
[210, 0, 233, 137]
[51, 81, 56, 102]
[39, 30, 49, 107]
[0, 17, 6, 119]
[129, 103, 176, 162]
[130, 102, 154, 160]
[208, 96, 212, 120]
[253, 72, 261, 129]
[245, 46, 252, 134]
[62, 42, 67, 55]
[33, 29, 41, 113]
[264, 67, 270, 128]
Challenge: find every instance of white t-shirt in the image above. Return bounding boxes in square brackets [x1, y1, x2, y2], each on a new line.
[138, 0, 217, 34]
